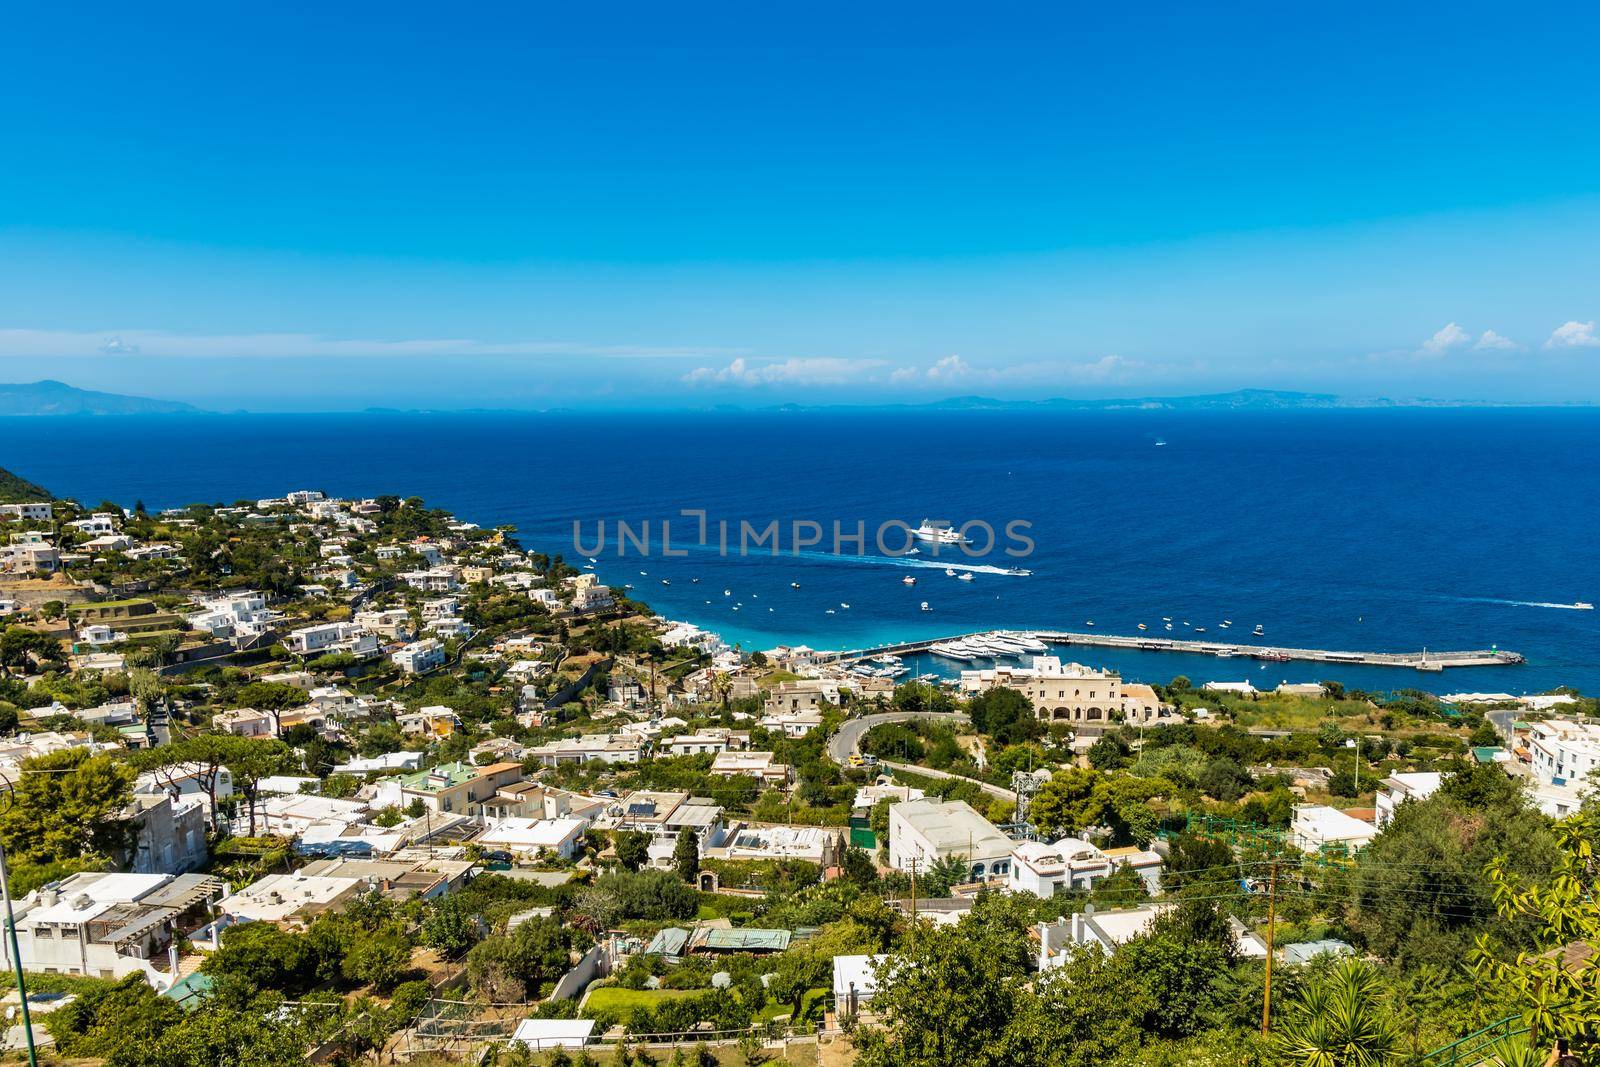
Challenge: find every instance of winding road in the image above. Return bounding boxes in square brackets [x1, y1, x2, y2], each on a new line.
[825, 710, 1015, 802]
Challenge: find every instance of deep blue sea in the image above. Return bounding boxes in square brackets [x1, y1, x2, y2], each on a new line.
[4, 409, 1598, 696]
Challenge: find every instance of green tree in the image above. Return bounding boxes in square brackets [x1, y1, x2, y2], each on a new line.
[0, 626, 64, 673]
[1273, 959, 1403, 1067]
[46, 974, 184, 1058]
[1472, 811, 1600, 1049]
[421, 893, 478, 957]
[614, 829, 651, 872]
[0, 747, 134, 888]
[853, 919, 1023, 1067]
[967, 686, 1040, 745]
[672, 826, 700, 881]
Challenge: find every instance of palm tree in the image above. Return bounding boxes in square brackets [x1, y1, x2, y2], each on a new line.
[712, 671, 733, 714]
[1274, 959, 1404, 1067]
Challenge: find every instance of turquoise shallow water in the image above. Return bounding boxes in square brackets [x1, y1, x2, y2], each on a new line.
[4, 408, 1597, 695]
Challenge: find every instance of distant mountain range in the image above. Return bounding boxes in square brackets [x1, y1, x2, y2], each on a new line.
[0, 379, 203, 416]
[762, 388, 1517, 414]
[0, 380, 1575, 417]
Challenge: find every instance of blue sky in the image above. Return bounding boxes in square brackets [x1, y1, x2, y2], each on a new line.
[3, 2, 1600, 409]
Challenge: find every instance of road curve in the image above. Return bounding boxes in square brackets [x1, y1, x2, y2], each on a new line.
[878, 759, 1014, 802]
[826, 710, 970, 764]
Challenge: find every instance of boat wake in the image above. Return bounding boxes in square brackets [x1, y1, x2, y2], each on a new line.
[786, 549, 1031, 577]
[1439, 594, 1592, 611]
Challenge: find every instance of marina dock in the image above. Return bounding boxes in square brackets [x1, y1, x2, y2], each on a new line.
[820, 629, 1524, 672]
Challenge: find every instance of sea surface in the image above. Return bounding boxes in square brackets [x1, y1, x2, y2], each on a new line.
[4, 409, 1598, 696]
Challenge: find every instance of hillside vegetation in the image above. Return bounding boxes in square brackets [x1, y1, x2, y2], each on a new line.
[0, 466, 51, 503]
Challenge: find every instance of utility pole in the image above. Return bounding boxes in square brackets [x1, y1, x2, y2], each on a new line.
[909, 858, 918, 933]
[0, 840, 39, 1067]
[1261, 858, 1279, 1038]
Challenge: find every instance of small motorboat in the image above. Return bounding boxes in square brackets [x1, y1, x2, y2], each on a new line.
[661, 579, 670, 586]
[840, 602, 851, 610]
[1137, 623, 1147, 631]
[1253, 624, 1266, 636]
[1165, 623, 1173, 631]
[1085, 620, 1095, 627]
[723, 589, 732, 596]
[903, 575, 917, 585]
[1576, 602, 1595, 611]
[790, 582, 801, 589]
[921, 601, 932, 612]
[957, 572, 974, 582]
[945, 568, 957, 577]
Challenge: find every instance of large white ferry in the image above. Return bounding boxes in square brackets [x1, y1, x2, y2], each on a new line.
[911, 520, 968, 545]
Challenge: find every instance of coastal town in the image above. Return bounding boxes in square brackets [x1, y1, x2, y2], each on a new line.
[0, 472, 1597, 1066]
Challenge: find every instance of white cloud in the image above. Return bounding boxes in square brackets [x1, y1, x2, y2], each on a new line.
[0, 327, 731, 361]
[1473, 330, 1522, 352]
[924, 354, 971, 382]
[1544, 320, 1600, 350]
[98, 336, 140, 355]
[681, 356, 886, 387]
[1421, 322, 1471, 355]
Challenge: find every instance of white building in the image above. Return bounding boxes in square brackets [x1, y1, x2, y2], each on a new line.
[1204, 680, 1258, 696]
[1037, 904, 1170, 969]
[709, 750, 790, 787]
[1, 872, 224, 984]
[832, 955, 885, 1015]
[662, 729, 750, 756]
[1374, 771, 1443, 828]
[283, 621, 379, 658]
[528, 733, 645, 766]
[0, 502, 53, 522]
[511, 1019, 596, 1052]
[393, 639, 447, 674]
[475, 816, 589, 861]
[888, 798, 1014, 881]
[706, 824, 841, 866]
[399, 567, 461, 592]
[1290, 804, 1377, 853]
[335, 751, 425, 775]
[187, 592, 275, 642]
[756, 709, 826, 738]
[1007, 838, 1116, 897]
[1527, 719, 1600, 790]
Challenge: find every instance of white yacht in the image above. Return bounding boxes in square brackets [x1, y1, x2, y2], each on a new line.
[945, 568, 958, 577]
[790, 582, 801, 589]
[912, 520, 968, 545]
[921, 601, 932, 611]
[957, 572, 974, 582]
[840, 602, 851, 609]
[902, 575, 917, 585]
[1576, 601, 1595, 610]
[1252, 624, 1266, 636]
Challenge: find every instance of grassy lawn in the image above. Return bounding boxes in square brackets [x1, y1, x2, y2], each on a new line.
[582, 985, 703, 1017]
[756, 986, 829, 1022]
